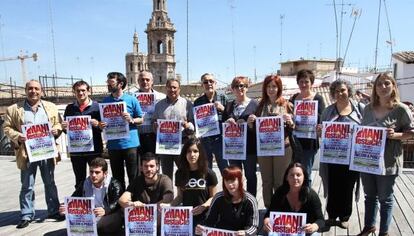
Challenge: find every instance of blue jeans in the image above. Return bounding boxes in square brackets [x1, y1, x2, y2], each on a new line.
[229, 154, 257, 196]
[201, 135, 228, 174]
[20, 159, 60, 220]
[361, 173, 397, 234]
[298, 149, 317, 186]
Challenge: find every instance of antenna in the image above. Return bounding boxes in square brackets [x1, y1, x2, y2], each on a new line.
[383, 0, 393, 68]
[228, 0, 237, 78]
[342, 8, 361, 71]
[280, 14, 284, 64]
[186, 0, 189, 84]
[0, 15, 8, 83]
[374, 0, 381, 73]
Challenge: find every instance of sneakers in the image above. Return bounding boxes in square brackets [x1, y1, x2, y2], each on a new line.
[47, 213, 65, 222]
[16, 219, 31, 229]
[337, 221, 349, 229]
[357, 226, 376, 236]
[378, 233, 389, 236]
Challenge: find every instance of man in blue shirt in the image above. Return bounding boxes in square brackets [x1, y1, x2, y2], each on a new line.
[100, 72, 143, 189]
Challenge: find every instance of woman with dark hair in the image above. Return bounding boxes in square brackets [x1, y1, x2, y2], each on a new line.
[357, 73, 414, 236]
[263, 162, 324, 236]
[289, 69, 326, 184]
[246, 74, 295, 208]
[222, 76, 259, 196]
[195, 166, 259, 235]
[165, 137, 218, 231]
[318, 79, 362, 229]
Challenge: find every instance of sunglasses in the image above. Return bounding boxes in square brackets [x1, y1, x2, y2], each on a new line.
[234, 84, 247, 89]
[203, 80, 215, 85]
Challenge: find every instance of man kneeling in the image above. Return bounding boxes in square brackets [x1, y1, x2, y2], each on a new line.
[59, 158, 125, 235]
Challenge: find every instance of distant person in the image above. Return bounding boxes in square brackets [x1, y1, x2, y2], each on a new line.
[129, 71, 166, 154]
[194, 73, 228, 174]
[152, 78, 194, 181]
[222, 76, 259, 196]
[59, 158, 125, 235]
[247, 74, 294, 208]
[289, 69, 326, 185]
[357, 73, 414, 236]
[195, 166, 259, 235]
[62, 80, 103, 189]
[100, 72, 143, 189]
[3, 80, 64, 229]
[263, 163, 325, 236]
[355, 89, 370, 105]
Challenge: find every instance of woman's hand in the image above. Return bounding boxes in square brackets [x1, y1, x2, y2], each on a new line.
[247, 114, 256, 128]
[192, 205, 207, 216]
[98, 121, 107, 129]
[303, 223, 319, 234]
[90, 119, 99, 127]
[263, 217, 272, 232]
[226, 118, 237, 125]
[386, 127, 395, 139]
[235, 230, 246, 236]
[195, 224, 204, 235]
[62, 121, 68, 130]
[214, 101, 225, 112]
[316, 124, 322, 137]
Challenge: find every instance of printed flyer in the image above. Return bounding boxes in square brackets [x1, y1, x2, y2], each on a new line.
[64, 197, 97, 236]
[22, 122, 58, 163]
[350, 125, 386, 175]
[320, 121, 353, 165]
[202, 226, 236, 236]
[161, 206, 192, 236]
[193, 103, 220, 138]
[99, 102, 129, 140]
[222, 123, 247, 160]
[156, 119, 182, 155]
[136, 92, 156, 126]
[256, 116, 285, 156]
[125, 204, 157, 236]
[293, 100, 318, 139]
[269, 212, 307, 236]
[66, 115, 94, 153]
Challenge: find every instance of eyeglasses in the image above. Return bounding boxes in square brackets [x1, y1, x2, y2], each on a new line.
[203, 80, 215, 85]
[234, 84, 247, 89]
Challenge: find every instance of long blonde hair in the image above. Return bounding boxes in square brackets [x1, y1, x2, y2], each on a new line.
[371, 72, 400, 108]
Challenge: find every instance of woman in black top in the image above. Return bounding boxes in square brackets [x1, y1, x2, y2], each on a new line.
[165, 137, 218, 232]
[263, 162, 324, 236]
[195, 166, 259, 235]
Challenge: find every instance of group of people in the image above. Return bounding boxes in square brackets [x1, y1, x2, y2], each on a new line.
[3, 68, 413, 236]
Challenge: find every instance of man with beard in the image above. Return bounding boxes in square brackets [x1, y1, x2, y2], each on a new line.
[59, 158, 124, 235]
[100, 72, 143, 189]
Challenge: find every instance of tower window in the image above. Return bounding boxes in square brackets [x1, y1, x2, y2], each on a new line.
[157, 0, 161, 10]
[157, 17, 162, 27]
[168, 40, 172, 54]
[130, 63, 133, 72]
[159, 76, 162, 83]
[157, 40, 164, 54]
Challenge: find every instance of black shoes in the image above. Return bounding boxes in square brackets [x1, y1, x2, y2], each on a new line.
[357, 226, 376, 236]
[16, 219, 31, 229]
[47, 213, 65, 221]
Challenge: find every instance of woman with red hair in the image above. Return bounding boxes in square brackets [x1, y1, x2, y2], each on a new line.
[195, 166, 259, 235]
[247, 74, 295, 208]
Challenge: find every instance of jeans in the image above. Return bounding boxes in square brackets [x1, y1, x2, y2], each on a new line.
[108, 147, 138, 189]
[298, 149, 318, 186]
[201, 135, 228, 174]
[20, 159, 60, 220]
[70, 155, 98, 189]
[229, 154, 258, 196]
[361, 173, 397, 234]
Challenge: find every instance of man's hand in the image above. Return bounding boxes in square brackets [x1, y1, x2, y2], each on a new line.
[93, 207, 106, 217]
[18, 134, 26, 144]
[58, 203, 66, 216]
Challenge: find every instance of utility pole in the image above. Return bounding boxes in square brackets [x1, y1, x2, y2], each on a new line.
[280, 14, 284, 64]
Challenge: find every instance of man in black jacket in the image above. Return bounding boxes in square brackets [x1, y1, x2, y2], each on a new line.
[59, 158, 124, 235]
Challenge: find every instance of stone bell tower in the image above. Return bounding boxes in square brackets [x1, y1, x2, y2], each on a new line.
[146, 0, 176, 85]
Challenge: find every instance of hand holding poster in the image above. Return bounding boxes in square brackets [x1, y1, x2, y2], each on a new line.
[350, 125, 387, 175]
[293, 100, 318, 139]
[320, 121, 353, 165]
[193, 104, 220, 138]
[222, 122, 247, 160]
[22, 122, 58, 163]
[201, 226, 236, 236]
[66, 115, 94, 153]
[125, 204, 157, 236]
[99, 102, 130, 140]
[256, 116, 285, 156]
[136, 92, 156, 126]
[269, 212, 306, 236]
[65, 197, 97, 236]
[156, 119, 182, 155]
[161, 206, 192, 236]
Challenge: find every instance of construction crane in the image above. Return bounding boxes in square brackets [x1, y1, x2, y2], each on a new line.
[0, 51, 38, 84]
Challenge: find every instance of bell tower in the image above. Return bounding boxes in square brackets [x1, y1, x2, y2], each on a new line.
[146, 0, 176, 85]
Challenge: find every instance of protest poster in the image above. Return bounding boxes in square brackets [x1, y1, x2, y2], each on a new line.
[222, 123, 247, 160]
[256, 116, 285, 156]
[193, 104, 220, 138]
[350, 125, 387, 175]
[125, 204, 157, 236]
[320, 121, 353, 165]
[156, 119, 182, 155]
[64, 197, 97, 236]
[161, 206, 192, 236]
[269, 212, 307, 236]
[201, 226, 236, 236]
[136, 92, 156, 126]
[99, 102, 129, 140]
[22, 122, 58, 163]
[66, 115, 94, 153]
[293, 100, 318, 139]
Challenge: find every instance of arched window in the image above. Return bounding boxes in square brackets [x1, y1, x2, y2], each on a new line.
[157, 40, 164, 54]
[130, 63, 133, 72]
[138, 62, 142, 71]
[157, 0, 161, 10]
[168, 40, 172, 54]
[156, 17, 162, 27]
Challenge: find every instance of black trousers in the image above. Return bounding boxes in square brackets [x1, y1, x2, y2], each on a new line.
[108, 147, 138, 189]
[326, 163, 359, 221]
[138, 132, 156, 155]
[70, 155, 99, 189]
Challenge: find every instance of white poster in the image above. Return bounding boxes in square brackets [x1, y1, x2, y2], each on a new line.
[193, 104, 220, 138]
[161, 206, 192, 236]
[320, 121, 353, 165]
[156, 119, 182, 155]
[65, 197, 97, 236]
[125, 204, 157, 236]
[269, 211, 306, 236]
[99, 102, 129, 140]
[223, 123, 247, 160]
[22, 122, 58, 163]
[256, 116, 285, 156]
[293, 100, 318, 139]
[66, 115, 94, 153]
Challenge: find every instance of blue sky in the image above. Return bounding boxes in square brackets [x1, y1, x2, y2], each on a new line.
[0, 0, 412, 87]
